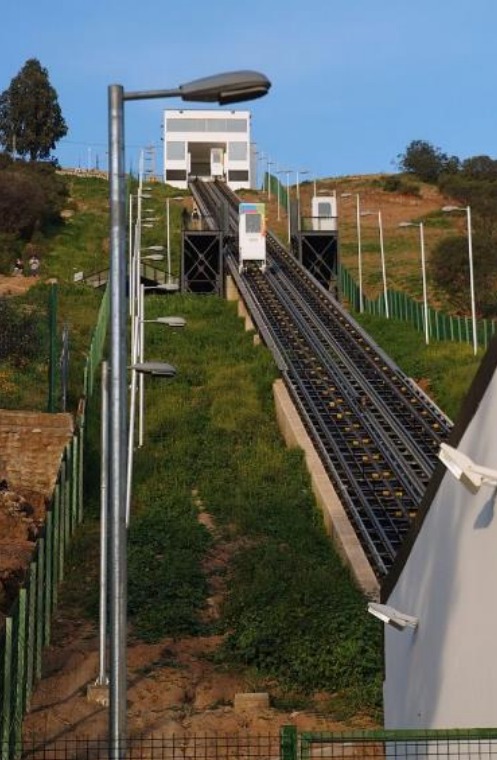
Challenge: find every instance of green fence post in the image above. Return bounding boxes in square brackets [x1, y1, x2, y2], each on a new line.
[14, 590, 27, 750]
[71, 434, 78, 532]
[52, 488, 60, 611]
[25, 562, 37, 711]
[1, 618, 13, 760]
[44, 512, 53, 645]
[36, 537, 45, 679]
[280, 726, 298, 760]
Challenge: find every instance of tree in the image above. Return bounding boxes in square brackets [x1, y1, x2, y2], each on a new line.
[0, 59, 68, 161]
[430, 234, 497, 316]
[397, 140, 459, 183]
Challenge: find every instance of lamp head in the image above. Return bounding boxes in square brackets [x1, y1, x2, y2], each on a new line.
[179, 70, 271, 104]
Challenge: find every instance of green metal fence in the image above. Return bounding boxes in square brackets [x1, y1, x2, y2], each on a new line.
[4, 726, 497, 759]
[0, 286, 109, 760]
[294, 726, 497, 759]
[339, 265, 497, 350]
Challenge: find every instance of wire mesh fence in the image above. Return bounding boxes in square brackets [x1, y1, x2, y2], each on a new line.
[339, 265, 497, 351]
[7, 728, 497, 760]
[6, 733, 282, 760]
[0, 287, 55, 412]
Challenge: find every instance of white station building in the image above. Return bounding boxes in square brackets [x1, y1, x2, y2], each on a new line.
[163, 109, 253, 191]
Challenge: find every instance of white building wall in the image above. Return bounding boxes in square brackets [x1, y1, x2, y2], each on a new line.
[384, 365, 497, 728]
[163, 109, 251, 190]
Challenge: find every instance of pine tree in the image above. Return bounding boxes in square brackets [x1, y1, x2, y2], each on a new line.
[0, 59, 68, 161]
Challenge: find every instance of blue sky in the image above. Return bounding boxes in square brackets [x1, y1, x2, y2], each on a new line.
[1, 0, 496, 181]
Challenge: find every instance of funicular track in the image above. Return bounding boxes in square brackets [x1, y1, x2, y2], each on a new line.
[189, 179, 452, 578]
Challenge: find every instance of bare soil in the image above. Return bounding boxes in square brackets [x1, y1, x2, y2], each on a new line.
[22, 501, 379, 741]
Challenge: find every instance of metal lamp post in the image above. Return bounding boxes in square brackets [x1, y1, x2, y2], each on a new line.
[442, 205, 477, 355]
[266, 158, 274, 200]
[399, 221, 430, 344]
[341, 193, 364, 312]
[286, 170, 293, 243]
[108, 69, 270, 758]
[360, 209, 389, 318]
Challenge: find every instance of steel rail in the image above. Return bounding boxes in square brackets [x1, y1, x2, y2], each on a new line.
[189, 179, 452, 576]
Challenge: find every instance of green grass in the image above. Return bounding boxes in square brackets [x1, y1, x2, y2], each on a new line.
[29, 174, 487, 724]
[353, 312, 481, 420]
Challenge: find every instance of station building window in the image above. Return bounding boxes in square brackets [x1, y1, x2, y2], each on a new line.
[228, 142, 247, 160]
[167, 117, 247, 133]
[165, 169, 187, 181]
[166, 141, 186, 160]
[228, 170, 249, 182]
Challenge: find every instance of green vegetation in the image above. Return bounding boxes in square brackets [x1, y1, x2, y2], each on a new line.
[0, 58, 67, 161]
[60, 293, 383, 717]
[395, 140, 497, 315]
[9, 170, 487, 722]
[353, 312, 480, 421]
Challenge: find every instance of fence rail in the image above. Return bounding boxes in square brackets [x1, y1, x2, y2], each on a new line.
[339, 265, 497, 350]
[0, 287, 109, 760]
[5, 727, 497, 759]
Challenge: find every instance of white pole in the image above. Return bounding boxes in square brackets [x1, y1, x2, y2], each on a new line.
[419, 223, 430, 345]
[166, 197, 172, 283]
[125, 314, 140, 525]
[356, 195, 364, 313]
[138, 284, 145, 447]
[378, 211, 389, 318]
[466, 205, 477, 355]
[98, 361, 109, 685]
[128, 195, 134, 315]
[286, 171, 291, 244]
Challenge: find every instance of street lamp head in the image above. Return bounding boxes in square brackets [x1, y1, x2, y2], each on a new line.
[131, 361, 177, 377]
[442, 205, 464, 213]
[145, 245, 165, 251]
[398, 221, 417, 228]
[179, 70, 271, 104]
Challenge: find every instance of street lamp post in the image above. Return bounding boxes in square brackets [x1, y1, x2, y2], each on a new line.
[267, 158, 274, 200]
[276, 168, 288, 222]
[341, 193, 364, 313]
[359, 209, 389, 318]
[278, 169, 293, 243]
[442, 205, 477, 355]
[399, 221, 430, 344]
[108, 70, 270, 758]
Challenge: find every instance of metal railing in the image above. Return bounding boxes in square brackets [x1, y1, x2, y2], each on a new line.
[6, 726, 497, 759]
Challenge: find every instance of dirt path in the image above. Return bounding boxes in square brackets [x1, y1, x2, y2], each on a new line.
[23, 501, 378, 741]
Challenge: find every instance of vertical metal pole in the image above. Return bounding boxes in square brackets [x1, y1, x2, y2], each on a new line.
[108, 83, 127, 758]
[138, 284, 145, 447]
[378, 210, 389, 318]
[47, 283, 58, 413]
[419, 223, 430, 345]
[126, 317, 139, 525]
[128, 195, 134, 315]
[356, 195, 364, 313]
[466, 206, 477, 355]
[276, 169, 281, 221]
[286, 171, 291, 244]
[98, 362, 109, 684]
[166, 198, 172, 283]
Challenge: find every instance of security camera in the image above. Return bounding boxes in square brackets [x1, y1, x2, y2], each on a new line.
[367, 602, 418, 631]
[438, 443, 497, 494]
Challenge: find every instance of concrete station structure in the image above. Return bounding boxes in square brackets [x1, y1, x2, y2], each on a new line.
[163, 109, 254, 190]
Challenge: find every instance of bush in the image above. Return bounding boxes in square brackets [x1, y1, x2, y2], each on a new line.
[382, 175, 420, 196]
